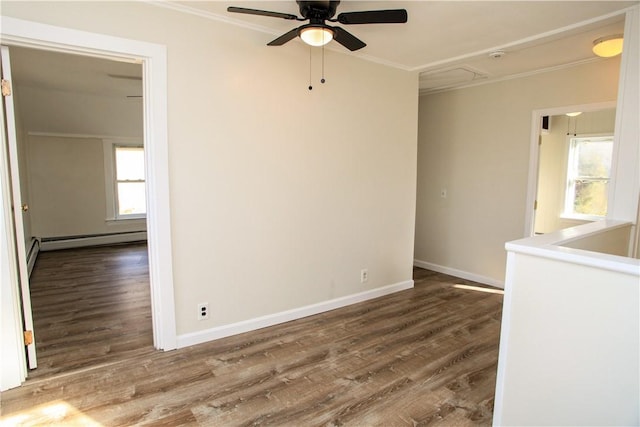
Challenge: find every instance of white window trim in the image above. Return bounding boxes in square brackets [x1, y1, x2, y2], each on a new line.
[103, 138, 146, 221]
[561, 134, 614, 221]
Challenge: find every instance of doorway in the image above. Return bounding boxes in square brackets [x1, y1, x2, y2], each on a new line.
[1, 17, 176, 390]
[7, 46, 154, 377]
[525, 102, 617, 236]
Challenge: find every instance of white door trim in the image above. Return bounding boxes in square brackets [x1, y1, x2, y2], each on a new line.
[0, 54, 28, 391]
[0, 18, 177, 367]
[1, 46, 38, 369]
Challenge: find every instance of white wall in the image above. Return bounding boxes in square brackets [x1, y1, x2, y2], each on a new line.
[496, 250, 639, 425]
[608, 6, 640, 250]
[415, 57, 620, 285]
[0, 2, 418, 336]
[535, 109, 616, 234]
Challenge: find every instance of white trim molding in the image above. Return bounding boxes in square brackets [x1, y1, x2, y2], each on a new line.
[177, 280, 414, 349]
[0, 17, 177, 360]
[413, 259, 504, 289]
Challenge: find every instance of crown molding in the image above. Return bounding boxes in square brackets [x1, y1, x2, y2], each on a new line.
[142, 0, 281, 36]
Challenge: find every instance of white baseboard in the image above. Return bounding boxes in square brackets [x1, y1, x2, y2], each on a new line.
[40, 231, 147, 251]
[177, 279, 414, 349]
[413, 259, 504, 289]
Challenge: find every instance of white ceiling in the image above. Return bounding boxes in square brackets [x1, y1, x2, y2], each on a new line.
[9, 48, 142, 98]
[168, 0, 636, 93]
[6, 1, 638, 98]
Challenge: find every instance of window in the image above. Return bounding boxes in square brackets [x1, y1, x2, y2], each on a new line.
[115, 146, 146, 218]
[564, 136, 613, 219]
[103, 140, 146, 221]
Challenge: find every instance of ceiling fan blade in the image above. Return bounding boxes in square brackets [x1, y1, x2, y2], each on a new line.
[332, 27, 366, 51]
[337, 9, 408, 25]
[227, 7, 299, 21]
[267, 27, 301, 46]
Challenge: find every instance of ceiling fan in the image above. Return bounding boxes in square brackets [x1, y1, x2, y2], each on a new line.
[227, 1, 408, 51]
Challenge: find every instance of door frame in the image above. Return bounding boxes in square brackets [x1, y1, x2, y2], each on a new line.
[0, 17, 177, 388]
[524, 101, 617, 237]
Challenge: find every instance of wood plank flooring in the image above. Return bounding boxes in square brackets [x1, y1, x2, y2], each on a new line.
[26, 243, 154, 379]
[1, 257, 504, 426]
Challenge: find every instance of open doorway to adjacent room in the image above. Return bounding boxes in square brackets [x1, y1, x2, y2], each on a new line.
[528, 103, 617, 236]
[5, 46, 153, 378]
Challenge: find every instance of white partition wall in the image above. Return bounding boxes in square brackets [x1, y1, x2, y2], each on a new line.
[494, 221, 640, 425]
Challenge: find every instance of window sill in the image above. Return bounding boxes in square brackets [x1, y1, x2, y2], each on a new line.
[560, 213, 604, 222]
[106, 217, 147, 226]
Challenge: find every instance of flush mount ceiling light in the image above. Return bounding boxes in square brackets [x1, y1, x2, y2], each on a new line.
[299, 25, 334, 47]
[566, 112, 583, 117]
[592, 34, 624, 58]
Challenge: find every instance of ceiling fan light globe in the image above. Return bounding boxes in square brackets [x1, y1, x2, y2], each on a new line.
[300, 27, 333, 46]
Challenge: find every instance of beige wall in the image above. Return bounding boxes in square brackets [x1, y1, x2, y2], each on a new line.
[14, 80, 145, 240]
[560, 223, 631, 256]
[535, 109, 616, 234]
[26, 135, 145, 238]
[415, 57, 620, 284]
[1, 2, 418, 335]
[11, 85, 32, 247]
[17, 85, 143, 137]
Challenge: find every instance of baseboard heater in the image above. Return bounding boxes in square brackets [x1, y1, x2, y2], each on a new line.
[40, 231, 147, 252]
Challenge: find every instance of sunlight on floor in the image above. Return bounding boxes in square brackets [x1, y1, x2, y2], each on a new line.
[0, 400, 103, 427]
[453, 284, 505, 295]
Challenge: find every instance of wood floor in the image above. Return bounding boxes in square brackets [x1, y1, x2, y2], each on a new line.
[1, 246, 504, 426]
[26, 243, 154, 379]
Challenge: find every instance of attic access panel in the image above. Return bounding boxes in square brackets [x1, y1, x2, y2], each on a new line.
[419, 66, 487, 92]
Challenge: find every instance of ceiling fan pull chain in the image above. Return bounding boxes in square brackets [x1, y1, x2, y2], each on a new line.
[321, 43, 326, 84]
[308, 45, 313, 90]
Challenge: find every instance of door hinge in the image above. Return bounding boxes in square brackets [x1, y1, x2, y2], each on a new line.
[1, 79, 11, 97]
[24, 330, 33, 346]
[534, 200, 538, 210]
[538, 135, 542, 146]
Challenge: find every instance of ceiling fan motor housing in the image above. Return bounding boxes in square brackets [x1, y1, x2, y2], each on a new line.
[297, 1, 340, 20]
[227, 1, 407, 51]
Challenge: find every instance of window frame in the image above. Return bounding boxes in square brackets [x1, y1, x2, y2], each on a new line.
[562, 134, 614, 221]
[103, 139, 147, 222]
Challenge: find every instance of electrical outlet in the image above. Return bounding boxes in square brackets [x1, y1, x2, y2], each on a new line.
[197, 302, 209, 320]
[360, 269, 369, 283]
